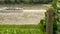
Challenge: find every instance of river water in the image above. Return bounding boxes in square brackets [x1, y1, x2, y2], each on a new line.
[0, 4, 48, 24]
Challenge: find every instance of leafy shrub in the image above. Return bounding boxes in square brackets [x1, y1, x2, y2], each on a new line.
[38, 18, 46, 32]
[10, 0, 15, 4]
[4, 0, 11, 4]
[0, 0, 52, 4]
[21, 0, 32, 4]
[15, 0, 21, 4]
[32, 0, 40, 4]
[0, 0, 5, 4]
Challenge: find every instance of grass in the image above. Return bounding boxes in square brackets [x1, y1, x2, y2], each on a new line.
[0, 24, 44, 34]
[0, 28, 42, 34]
[0, 25, 38, 29]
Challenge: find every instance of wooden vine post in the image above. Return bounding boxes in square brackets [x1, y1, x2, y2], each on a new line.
[46, 7, 55, 34]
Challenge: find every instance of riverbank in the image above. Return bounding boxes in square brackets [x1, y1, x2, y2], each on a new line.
[0, 4, 51, 10]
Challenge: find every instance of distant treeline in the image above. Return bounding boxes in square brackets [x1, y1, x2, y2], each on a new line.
[0, 0, 52, 4]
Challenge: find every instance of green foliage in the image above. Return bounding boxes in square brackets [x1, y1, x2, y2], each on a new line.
[0, 25, 39, 29]
[52, 0, 58, 34]
[52, 0, 57, 11]
[32, 0, 40, 4]
[10, 0, 15, 4]
[38, 0, 58, 34]
[38, 18, 46, 34]
[0, 29, 41, 34]
[15, 0, 21, 4]
[21, 0, 32, 4]
[0, 0, 52, 4]
[4, 0, 11, 4]
[0, 25, 43, 34]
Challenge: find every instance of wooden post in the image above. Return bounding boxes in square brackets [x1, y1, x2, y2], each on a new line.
[46, 7, 54, 34]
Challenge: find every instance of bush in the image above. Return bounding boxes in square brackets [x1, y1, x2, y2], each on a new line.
[32, 0, 40, 4]
[10, 0, 15, 4]
[38, 17, 46, 32]
[22, 0, 32, 4]
[15, 0, 21, 4]
[4, 0, 11, 4]
[0, 0, 5, 4]
[0, 0, 52, 4]
[43, 0, 48, 3]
